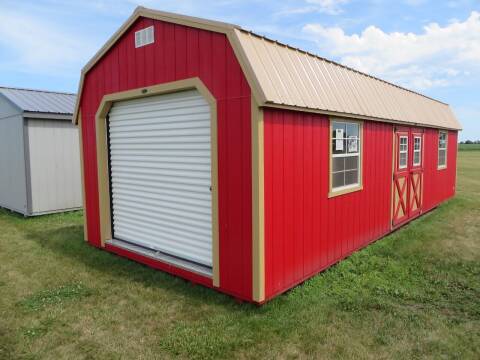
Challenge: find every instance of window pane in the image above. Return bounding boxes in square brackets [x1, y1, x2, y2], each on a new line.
[332, 122, 346, 139]
[345, 170, 358, 186]
[332, 139, 346, 155]
[439, 149, 446, 166]
[345, 156, 358, 170]
[333, 157, 345, 172]
[414, 138, 421, 150]
[331, 120, 362, 192]
[347, 138, 359, 153]
[332, 172, 345, 188]
[414, 152, 420, 165]
[399, 152, 407, 168]
[400, 136, 408, 152]
[346, 123, 359, 138]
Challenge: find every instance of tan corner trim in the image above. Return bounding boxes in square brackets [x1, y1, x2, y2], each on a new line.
[209, 89, 220, 288]
[328, 117, 364, 198]
[251, 97, 265, 302]
[390, 127, 396, 229]
[96, 102, 113, 248]
[77, 111, 88, 242]
[94, 78, 220, 285]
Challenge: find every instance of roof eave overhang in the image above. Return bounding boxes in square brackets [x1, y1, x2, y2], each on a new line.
[261, 102, 462, 131]
[23, 112, 73, 121]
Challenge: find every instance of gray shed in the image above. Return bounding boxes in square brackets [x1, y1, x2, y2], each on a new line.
[0, 86, 82, 216]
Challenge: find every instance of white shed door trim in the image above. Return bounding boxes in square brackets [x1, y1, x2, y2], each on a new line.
[108, 89, 213, 269]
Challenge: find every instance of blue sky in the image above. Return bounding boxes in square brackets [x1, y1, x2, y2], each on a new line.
[0, 0, 478, 140]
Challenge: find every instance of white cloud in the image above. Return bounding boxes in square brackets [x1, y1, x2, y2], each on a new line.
[0, 10, 98, 76]
[303, 11, 480, 90]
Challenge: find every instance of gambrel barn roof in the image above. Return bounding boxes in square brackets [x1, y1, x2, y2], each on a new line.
[73, 6, 461, 130]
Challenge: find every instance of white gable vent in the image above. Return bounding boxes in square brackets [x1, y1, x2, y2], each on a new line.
[135, 26, 154, 48]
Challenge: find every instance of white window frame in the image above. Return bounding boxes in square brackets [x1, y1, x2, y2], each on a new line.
[398, 136, 408, 169]
[413, 136, 422, 166]
[438, 131, 448, 169]
[329, 119, 363, 197]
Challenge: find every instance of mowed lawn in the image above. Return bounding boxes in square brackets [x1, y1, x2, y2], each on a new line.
[1, 151, 479, 360]
[459, 143, 480, 151]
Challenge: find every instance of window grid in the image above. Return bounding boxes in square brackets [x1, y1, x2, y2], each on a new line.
[438, 131, 448, 168]
[331, 121, 361, 191]
[413, 136, 422, 166]
[399, 136, 408, 169]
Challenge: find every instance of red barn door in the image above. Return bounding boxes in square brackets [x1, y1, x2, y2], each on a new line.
[392, 127, 424, 227]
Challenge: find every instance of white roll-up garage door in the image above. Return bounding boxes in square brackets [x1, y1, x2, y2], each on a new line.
[108, 90, 212, 269]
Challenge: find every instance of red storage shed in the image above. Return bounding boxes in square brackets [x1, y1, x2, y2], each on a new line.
[73, 7, 461, 304]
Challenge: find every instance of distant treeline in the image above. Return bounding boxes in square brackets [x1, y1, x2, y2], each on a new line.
[459, 140, 480, 144]
[459, 142, 480, 151]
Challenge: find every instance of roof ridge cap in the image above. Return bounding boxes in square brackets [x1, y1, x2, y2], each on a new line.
[0, 86, 76, 96]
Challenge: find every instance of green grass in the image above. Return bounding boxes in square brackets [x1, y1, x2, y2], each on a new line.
[459, 143, 480, 151]
[0, 151, 479, 359]
[18, 283, 92, 311]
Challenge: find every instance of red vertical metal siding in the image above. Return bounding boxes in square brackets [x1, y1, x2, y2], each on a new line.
[79, 17, 253, 301]
[264, 108, 393, 300]
[264, 108, 458, 300]
[423, 129, 458, 211]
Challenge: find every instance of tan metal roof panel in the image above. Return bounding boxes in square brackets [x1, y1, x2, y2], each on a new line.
[297, 54, 332, 111]
[283, 48, 317, 107]
[314, 58, 345, 113]
[264, 40, 302, 106]
[234, 29, 461, 130]
[274, 44, 307, 108]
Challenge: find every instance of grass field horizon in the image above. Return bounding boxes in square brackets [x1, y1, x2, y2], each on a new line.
[459, 143, 480, 151]
[1, 150, 479, 359]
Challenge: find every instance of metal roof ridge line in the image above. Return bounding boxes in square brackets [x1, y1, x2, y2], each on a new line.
[0, 86, 76, 96]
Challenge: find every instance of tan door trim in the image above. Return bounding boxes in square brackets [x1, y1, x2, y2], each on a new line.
[251, 97, 265, 302]
[390, 127, 396, 229]
[95, 77, 220, 286]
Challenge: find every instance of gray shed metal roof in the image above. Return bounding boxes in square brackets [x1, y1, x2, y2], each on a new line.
[0, 86, 76, 115]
